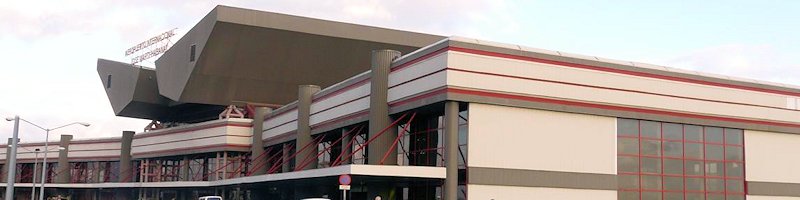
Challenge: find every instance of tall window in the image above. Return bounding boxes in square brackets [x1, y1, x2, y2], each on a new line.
[617, 119, 745, 200]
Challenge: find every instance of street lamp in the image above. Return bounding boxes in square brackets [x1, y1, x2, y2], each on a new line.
[4, 117, 89, 200]
[5, 116, 20, 200]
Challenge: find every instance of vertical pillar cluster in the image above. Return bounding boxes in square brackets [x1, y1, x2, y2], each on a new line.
[56, 135, 72, 183]
[296, 85, 321, 171]
[2, 138, 12, 182]
[443, 101, 459, 200]
[119, 131, 134, 182]
[250, 107, 272, 175]
[368, 49, 401, 165]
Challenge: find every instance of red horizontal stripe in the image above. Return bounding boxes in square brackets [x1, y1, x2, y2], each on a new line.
[311, 110, 369, 131]
[449, 68, 795, 111]
[133, 134, 250, 148]
[134, 122, 252, 139]
[448, 46, 800, 97]
[313, 78, 370, 102]
[446, 87, 800, 128]
[132, 144, 251, 157]
[391, 47, 449, 72]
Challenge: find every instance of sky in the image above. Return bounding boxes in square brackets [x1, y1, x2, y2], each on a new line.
[0, 0, 798, 143]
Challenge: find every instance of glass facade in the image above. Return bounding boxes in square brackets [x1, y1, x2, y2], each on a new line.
[617, 119, 745, 200]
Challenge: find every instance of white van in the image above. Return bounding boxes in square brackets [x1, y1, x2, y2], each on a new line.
[199, 196, 223, 200]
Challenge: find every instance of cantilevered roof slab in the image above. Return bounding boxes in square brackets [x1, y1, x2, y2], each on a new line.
[155, 5, 444, 106]
[97, 59, 169, 119]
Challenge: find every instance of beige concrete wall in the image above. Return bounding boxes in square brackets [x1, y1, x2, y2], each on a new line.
[387, 52, 448, 103]
[468, 184, 616, 200]
[264, 109, 298, 140]
[447, 51, 800, 124]
[132, 118, 252, 155]
[747, 196, 800, 200]
[745, 130, 800, 183]
[468, 103, 617, 174]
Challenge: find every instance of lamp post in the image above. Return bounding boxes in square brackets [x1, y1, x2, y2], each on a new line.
[4, 117, 89, 200]
[31, 148, 40, 200]
[5, 116, 20, 200]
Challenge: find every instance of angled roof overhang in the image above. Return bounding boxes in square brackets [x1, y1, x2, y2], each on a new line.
[98, 5, 443, 121]
[155, 5, 445, 106]
[97, 59, 170, 119]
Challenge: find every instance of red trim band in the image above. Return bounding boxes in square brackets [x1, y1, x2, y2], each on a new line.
[447, 46, 800, 97]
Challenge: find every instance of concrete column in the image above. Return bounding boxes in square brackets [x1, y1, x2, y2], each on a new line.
[119, 131, 134, 182]
[281, 144, 291, 173]
[2, 138, 12, 182]
[250, 107, 272, 175]
[180, 156, 190, 181]
[368, 49, 401, 165]
[340, 128, 352, 165]
[296, 85, 320, 171]
[443, 101, 459, 200]
[56, 134, 72, 183]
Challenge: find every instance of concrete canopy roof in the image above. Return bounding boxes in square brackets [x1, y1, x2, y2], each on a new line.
[154, 5, 444, 107]
[97, 59, 170, 120]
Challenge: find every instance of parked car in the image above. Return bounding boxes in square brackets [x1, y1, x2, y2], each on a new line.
[199, 196, 223, 200]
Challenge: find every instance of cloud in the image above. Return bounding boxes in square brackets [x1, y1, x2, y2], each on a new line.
[664, 44, 800, 86]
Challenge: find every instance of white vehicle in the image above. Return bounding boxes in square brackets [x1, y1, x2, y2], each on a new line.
[199, 196, 223, 200]
[300, 198, 331, 200]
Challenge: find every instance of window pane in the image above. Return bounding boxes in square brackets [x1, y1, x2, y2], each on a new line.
[642, 175, 662, 190]
[707, 193, 725, 200]
[663, 141, 683, 158]
[619, 138, 639, 155]
[685, 161, 704, 176]
[685, 125, 703, 142]
[618, 119, 639, 136]
[664, 159, 683, 175]
[642, 157, 662, 173]
[664, 123, 683, 140]
[705, 127, 724, 143]
[643, 192, 663, 200]
[664, 192, 684, 200]
[642, 139, 661, 156]
[705, 144, 723, 160]
[685, 193, 703, 200]
[705, 162, 723, 177]
[706, 178, 724, 192]
[664, 176, 683, 191]
[618, 156, 639, 173]
[619, 175, 639, 189]
[725, 128, 743, 145]
[641, 121, 661, 139]
[685, 178, 705, 192]
[618, 191, 639, 200]
[726, 179, 744, 192]
[726, 162, 744, 177]
[726, 146, 743, 161]
[685, 143, 703, 159]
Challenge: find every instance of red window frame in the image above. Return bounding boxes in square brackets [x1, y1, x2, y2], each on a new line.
[617, 119, 745, 200]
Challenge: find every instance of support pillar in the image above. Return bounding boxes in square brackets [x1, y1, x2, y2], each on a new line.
[250, 107, 272, 175]
[180, 156, 190, 181]
[367, 49, 401, 165]
[281, 144, 291, 173]
[120, 131, 134, 183]
[296, 85, 320, 171]
[2, 138, 12, 182]
[56, 135, 72, 183]
[340, 128, 352, 165]
[443, 101, 459, 200]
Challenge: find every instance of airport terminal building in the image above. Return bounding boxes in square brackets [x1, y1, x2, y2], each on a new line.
[3, 5, 800, 200]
